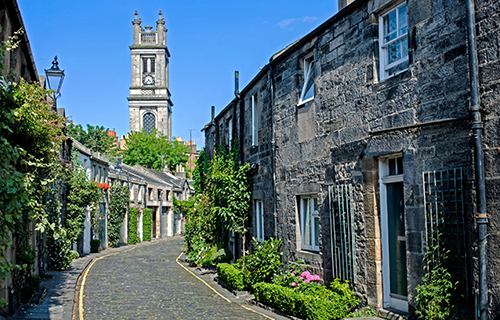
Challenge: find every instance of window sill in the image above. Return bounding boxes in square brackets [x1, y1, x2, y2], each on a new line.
[297, 97, 314, 107]
[297, 249, 322, 262]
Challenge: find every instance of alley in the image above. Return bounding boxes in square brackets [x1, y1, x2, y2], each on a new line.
[80, 237, 272, 320]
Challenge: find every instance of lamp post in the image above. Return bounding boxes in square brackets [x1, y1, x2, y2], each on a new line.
[44, 56, 65, 111]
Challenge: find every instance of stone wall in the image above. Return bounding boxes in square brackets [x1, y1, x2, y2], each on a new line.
[204, 0, 500, 317]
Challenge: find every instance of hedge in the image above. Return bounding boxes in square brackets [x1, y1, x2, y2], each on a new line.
[216, 263, 246, 291]
[253, 282, 355, 320]
[142, 208, 152, 241]
[128, 208, 140, 245]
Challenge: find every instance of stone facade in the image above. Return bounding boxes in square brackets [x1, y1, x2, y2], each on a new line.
[204, 0, 500, 318]
[128, 11, 173, 139]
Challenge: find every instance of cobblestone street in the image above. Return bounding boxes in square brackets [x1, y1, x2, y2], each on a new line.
[80, 237, 278, 320]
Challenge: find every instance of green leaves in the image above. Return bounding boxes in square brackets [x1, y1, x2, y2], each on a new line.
[67, 122, 117, 155]
[123, 129, 189, 171]
[107, 183, 129, 247]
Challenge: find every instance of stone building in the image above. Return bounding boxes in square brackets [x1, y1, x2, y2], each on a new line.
[204, 0, 500, 318]
[0, 0, 41, 315]
[128, 11, 173, 139]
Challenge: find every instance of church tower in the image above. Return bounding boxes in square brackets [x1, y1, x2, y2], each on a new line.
[128, 11, 172, 139]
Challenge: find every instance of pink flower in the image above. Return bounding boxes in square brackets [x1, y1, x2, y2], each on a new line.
[301, 271, 311, 278]
[311, 275, 321, 281]
[292, 282, 297, 287]
[296, 288, 300, 292]
[303, 279, 310, 283]
[139, 208, 143, 213]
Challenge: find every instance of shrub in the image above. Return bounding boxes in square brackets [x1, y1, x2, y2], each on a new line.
[128, 208, 140, 245]
[253, 281, 359, 320]
[107, 183, 129, 247]
[238, 238, 283, 288]
[142, 208, 152, 241]
[212, 248, 231, 265]
[69, 250, 80, 261]
[217, 263, 246, 291]
[90, 239, 100, 253]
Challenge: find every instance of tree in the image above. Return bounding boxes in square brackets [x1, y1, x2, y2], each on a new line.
[67, 122, 116, 154]
[123, 128, 189, 172]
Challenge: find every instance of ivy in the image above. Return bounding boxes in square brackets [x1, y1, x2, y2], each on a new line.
[128, 208, 141, 245]
[107, 183, 129, 247]
[0, 35, 67, 305]
[142, 208, 152, 242]
[185, 138, 252, 260]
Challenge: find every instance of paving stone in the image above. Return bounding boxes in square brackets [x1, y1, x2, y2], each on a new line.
[82, 237, 274, 320]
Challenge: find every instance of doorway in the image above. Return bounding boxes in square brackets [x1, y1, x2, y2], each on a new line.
[379, 156, 408, 312]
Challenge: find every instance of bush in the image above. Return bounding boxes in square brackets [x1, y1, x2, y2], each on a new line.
[90, 239, 100, 253]
[253, 281, 359, 320]
[217, 263, 246, 291]
[128, 208, 140, 245]
[69, 250, 80, 261]
[142, 208, 152, 241]
[238, 238, 283, 288]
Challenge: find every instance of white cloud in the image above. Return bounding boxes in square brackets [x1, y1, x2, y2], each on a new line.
[278, 16, 319, 29]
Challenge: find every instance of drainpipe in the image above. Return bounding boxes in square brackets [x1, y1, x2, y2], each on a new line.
[269, 63, 278, 238]
[464, 0, 488, 319]
[234, 71, 239, 150]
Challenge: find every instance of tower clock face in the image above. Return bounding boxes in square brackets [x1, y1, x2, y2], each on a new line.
[143, 75, 155, 85]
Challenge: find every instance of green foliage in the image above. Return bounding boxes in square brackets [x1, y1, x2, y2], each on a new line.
[107, 182, 129, 247]
[0, 38, 67, 306]
[217, 263, 245, 291]
[142, 208, 152, 242]
[192, 149, 210, 194]
[184, 141, 252, 263]
[90, 239, 101, 253]
[253, 281, 359, 320]
[67, 122, 117, 155]
[123, 129, 189, 171]
[415, 241, 457, 320]
[238, 238, 283, 287]
[347, 306, 377, 318]
[173, 197, 195, 215]
[128, 208, 141, 245]
[65, 156, 102, 244]
[69, 250, 80, 261]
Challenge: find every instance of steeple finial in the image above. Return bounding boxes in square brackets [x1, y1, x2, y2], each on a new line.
[133, 10, 142, 25]
[157, 10, 165, 25]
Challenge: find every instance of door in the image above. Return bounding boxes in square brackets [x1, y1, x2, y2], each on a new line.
[387, 183, 407, 300]
[379, 156, 408, 312]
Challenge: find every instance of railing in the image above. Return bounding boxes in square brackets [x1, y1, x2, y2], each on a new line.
[423, 167, 468, 297]
[329, 184, 356, 283]
[141, 32, 157, 44]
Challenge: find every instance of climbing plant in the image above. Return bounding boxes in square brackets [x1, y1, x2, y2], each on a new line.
[107, 182, 129, 247]
[0, 29, 67, 304]
[128, 208, 141, 245]
[185, 138, 252, 258]
[142, 208, 152, 242]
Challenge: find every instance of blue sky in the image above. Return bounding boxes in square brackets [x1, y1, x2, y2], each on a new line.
[19, 1, 339, 148]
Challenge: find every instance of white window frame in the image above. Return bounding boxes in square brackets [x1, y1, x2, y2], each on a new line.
[251, 93, 258, 146]
[379, 2, 408, 80]
[298, 53, 315, 105]
[254, 200, 264, 242]
[227, 118, 233, 148]
[299, 196, 319, 252]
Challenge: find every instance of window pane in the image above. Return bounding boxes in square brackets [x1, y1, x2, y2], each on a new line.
[303, 78, 314, 101]
[398, 5, 407, 32]
[402, 36, 408, 58]
[384, 11, 397, 43]
[303, 199, 311, 246]
[143, 112, 156, 134]
[143, 58, 147, 73]
[387, 60, 409, 75]
[150, 58, 155, 73]
[314, 216, 320, 247]
[387, 41, 401, 65]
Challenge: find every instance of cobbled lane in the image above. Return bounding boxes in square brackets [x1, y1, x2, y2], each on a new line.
[82, 237, 270, 320]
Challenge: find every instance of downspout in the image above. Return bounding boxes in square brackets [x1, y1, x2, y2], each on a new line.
[269, 63, 278, 238]
[464, 1, 488, 319]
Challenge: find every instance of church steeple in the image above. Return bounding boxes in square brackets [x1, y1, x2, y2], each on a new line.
[128, 11, 172, 139]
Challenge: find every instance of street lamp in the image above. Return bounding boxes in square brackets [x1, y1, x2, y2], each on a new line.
[158, 154, 167, 171]
[44, 56, 65, 111]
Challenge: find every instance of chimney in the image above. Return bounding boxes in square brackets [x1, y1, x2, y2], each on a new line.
[338, 0, 355, 11]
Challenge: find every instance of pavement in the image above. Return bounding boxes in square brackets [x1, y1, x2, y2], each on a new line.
[6, 236, 389, 320]
[7, 237, 290, 320]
